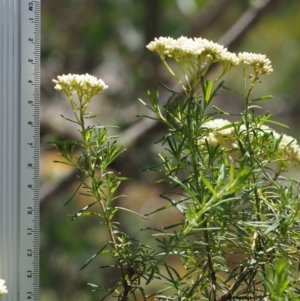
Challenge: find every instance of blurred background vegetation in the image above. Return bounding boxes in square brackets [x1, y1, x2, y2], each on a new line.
[40, 0, 300, 300]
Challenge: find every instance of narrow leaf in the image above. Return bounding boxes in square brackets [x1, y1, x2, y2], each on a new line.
[204, 80, 213, 103]
[115, 206, 148, 219]
[146, 267, 155, 285]
[64, 181, 83, 205]
[201, 174, 216, 197]
[158, 82, 180, 94]
[251, 95, 273, 102]
[71, 201, 98, 220]
[80, 244, 109, 270]
[264, 119, 290, 130]
[60, 115, 79, 124]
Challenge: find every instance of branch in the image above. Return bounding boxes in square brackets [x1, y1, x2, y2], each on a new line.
[218, 0, 281, 49]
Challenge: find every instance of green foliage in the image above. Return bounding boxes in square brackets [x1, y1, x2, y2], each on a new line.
[139, 79, 300, 300]
[50, 39, 300, 301]
[49, 75, 153, 300]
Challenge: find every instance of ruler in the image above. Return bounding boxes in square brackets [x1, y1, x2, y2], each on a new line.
[0, 1, 40, 301]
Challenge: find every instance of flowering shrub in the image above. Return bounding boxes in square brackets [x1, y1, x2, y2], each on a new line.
[50, 36, 300, 301]
[0, 279, 8, 296]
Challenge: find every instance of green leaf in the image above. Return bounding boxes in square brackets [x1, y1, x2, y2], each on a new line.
[158, 82, 180, 94]
[69, 211, 101, 218]
[71, 201, 98, 220]
[247, 105, 263, 110]
[163, 262, 181, 284]
[264, 119, 290, 130]
[201, 79, 213, 103]
[212, 105, 230, 115]
[201, 174, 216, 197]
[263, 218, 284, 235]
[159, 222, 183, 230]
[147, 287, 174, 299]
[144, 202, 176, 217]
[60, 114, 79, 124]
[138, 98, 147, 106]
[137, 287, 147, 301]
[251, 95, 273, 102]
[169, 176, 198, 204]
[53, 160, 74, 166]
[84, 112, 99, 119]
[145, 267, 155, 286]
[87, 283, 98, 288]
[78, 192, 94, 197]
[222, 84, 243, 97]
[114, 206, 148, 219]
[64, 181, 83, 205]
[80, 243, 109, 270]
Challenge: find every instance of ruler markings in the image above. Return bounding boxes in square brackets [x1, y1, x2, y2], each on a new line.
[0, 0, 40, 300]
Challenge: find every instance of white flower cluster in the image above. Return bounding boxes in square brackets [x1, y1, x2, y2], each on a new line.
[0, 279, 8, 296]
[53, 74, 108, 98]
[146, 36, 273, 81]
[146, 36, 240, 68]
[272, 132, 300, 163]
[238, 52, 273, 76]
[198, 118, 300, 166]
[198, 119, 237, 149]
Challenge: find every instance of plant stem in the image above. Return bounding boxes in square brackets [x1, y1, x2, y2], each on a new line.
[78, 107, 129, 299]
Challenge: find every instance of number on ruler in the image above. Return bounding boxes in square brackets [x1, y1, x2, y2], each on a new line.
[27, 270, 32, 278]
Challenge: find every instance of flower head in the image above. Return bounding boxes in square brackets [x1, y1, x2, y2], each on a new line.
[274, 133, 300, 164]
[53, 74, 108, 98]
[147, 36, 239, 67]
[238, 52, 273, 76]
[146, 37, 177, 58]
[198, 119, 237, 149]
[146, 36, 242, 94]
[0, 279, 8, 296]
[147, 37, 273, 93]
